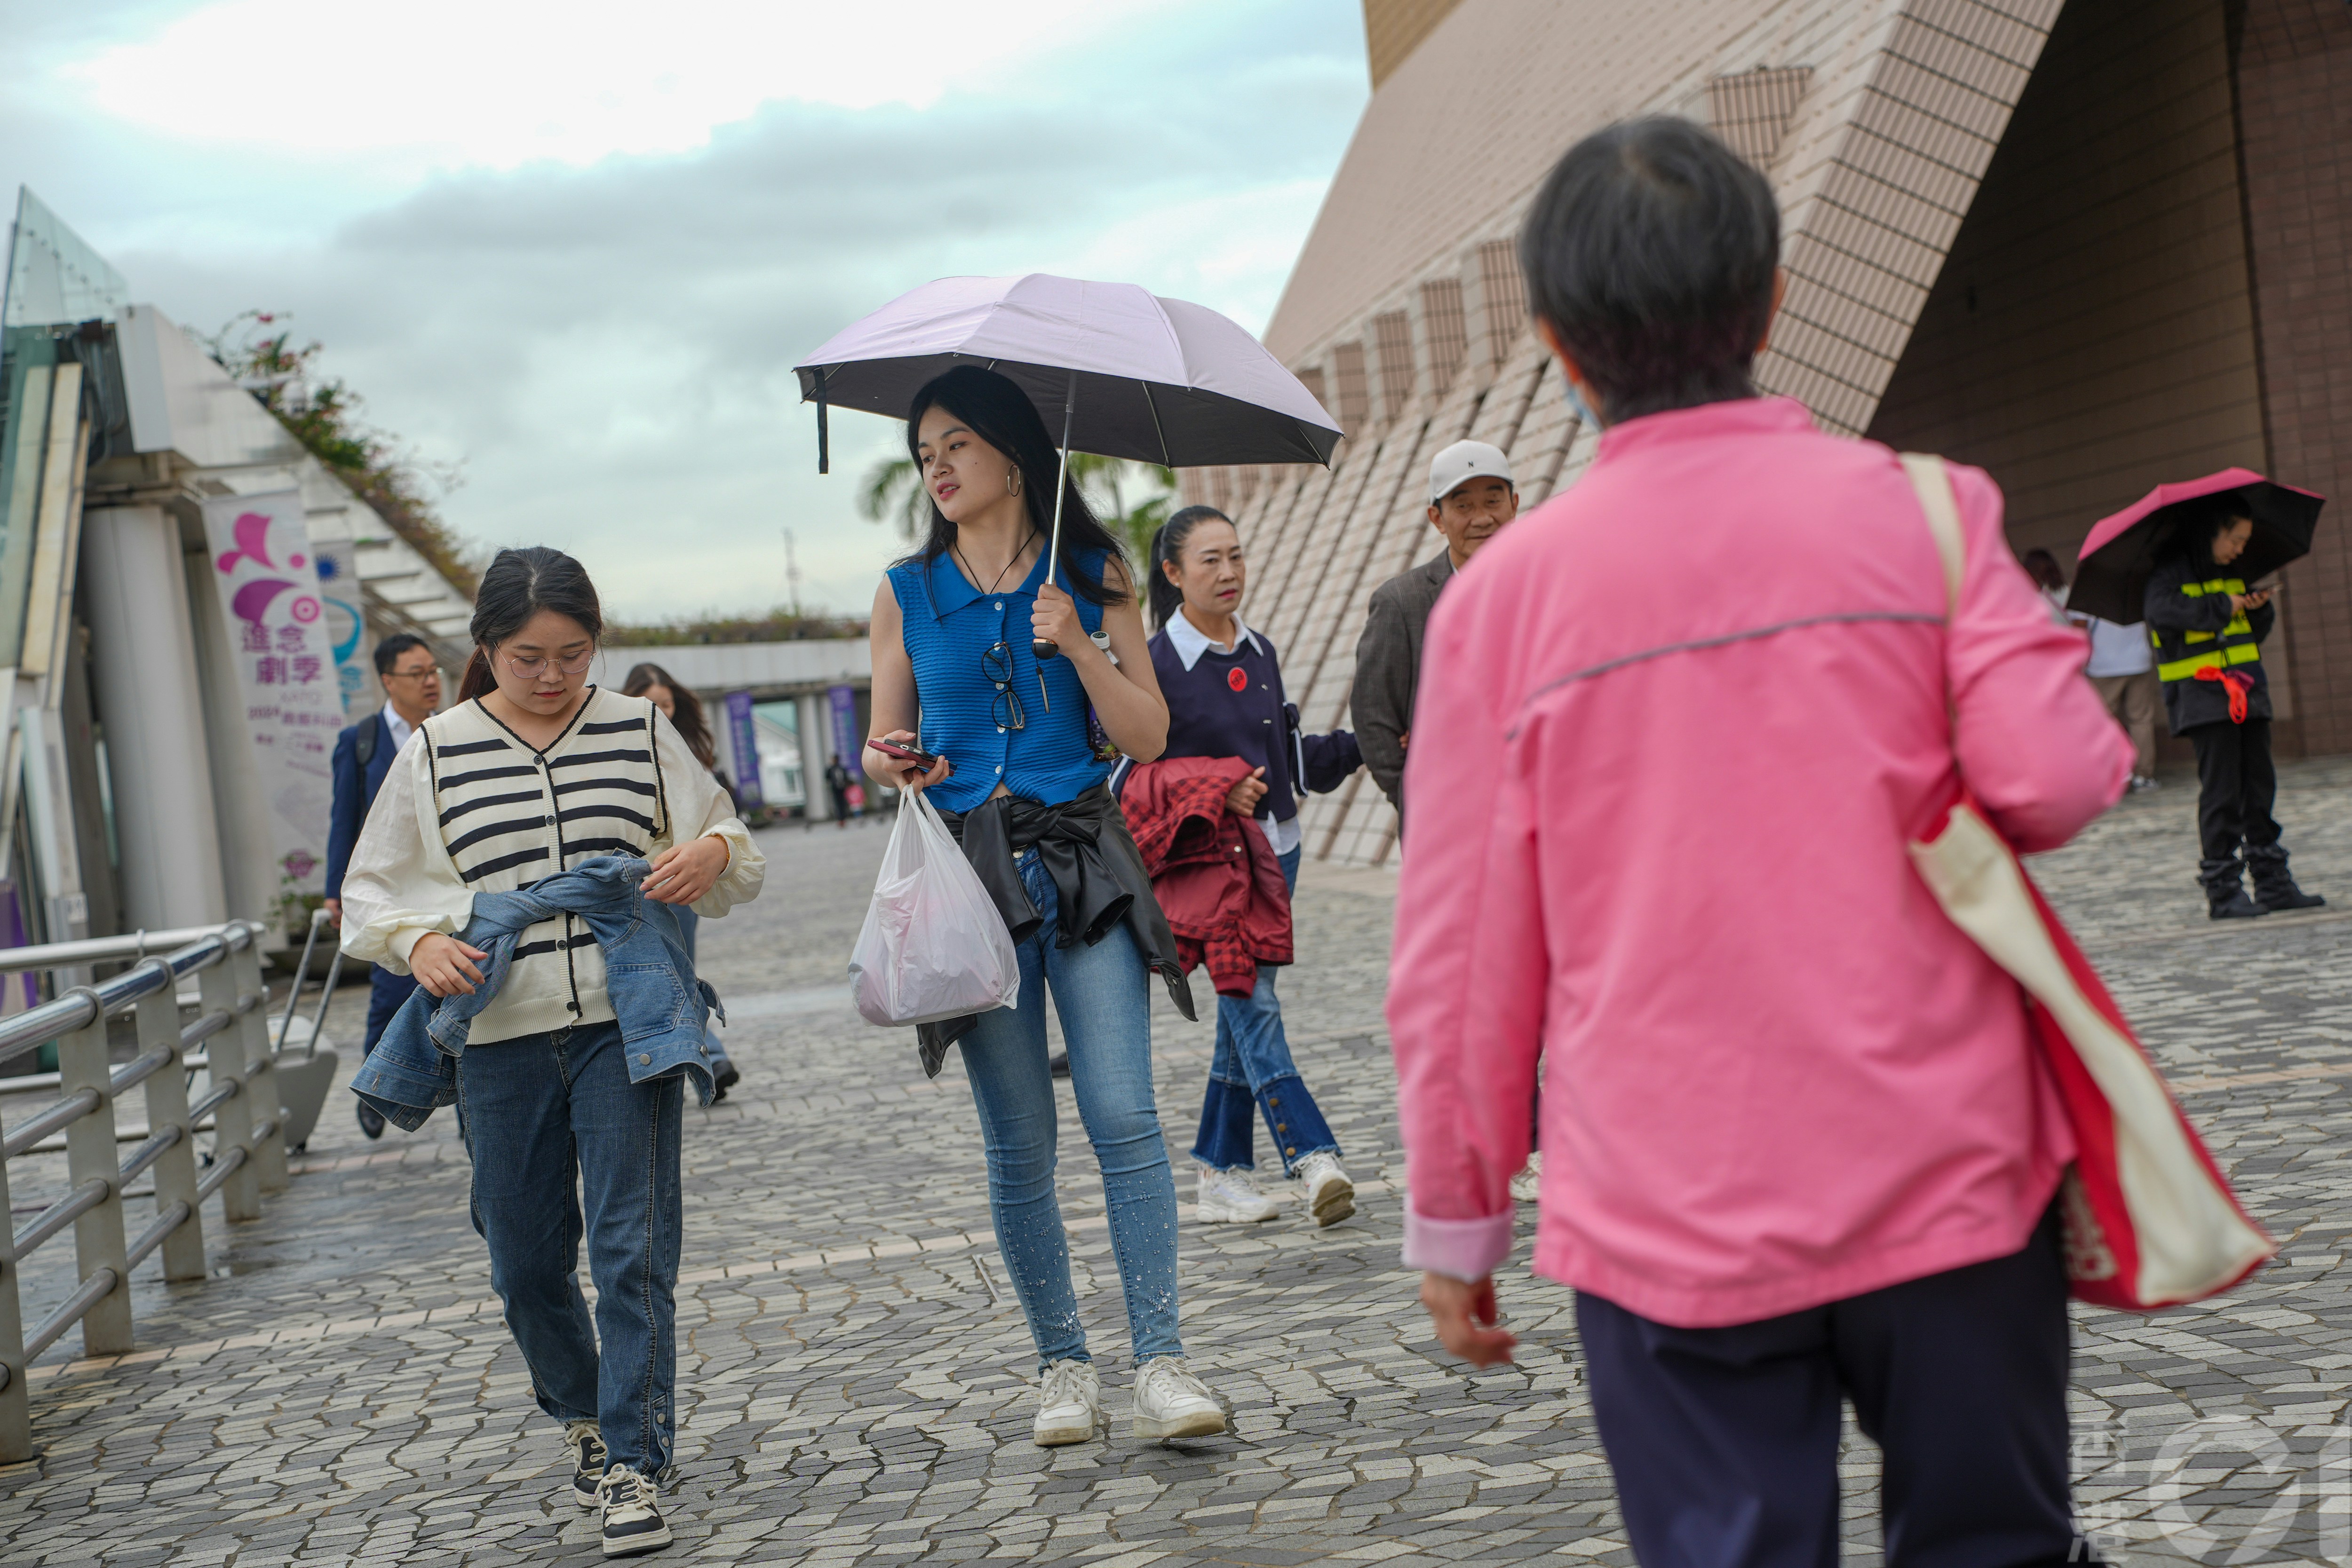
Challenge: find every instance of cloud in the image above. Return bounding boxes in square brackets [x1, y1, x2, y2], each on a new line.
[63, 0, 1193, 174]
[8, 0, 1368, 618]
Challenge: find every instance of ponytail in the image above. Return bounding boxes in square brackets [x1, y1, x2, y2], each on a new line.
[456, 647, 496, 703]
[1147, 505, 1231, 630]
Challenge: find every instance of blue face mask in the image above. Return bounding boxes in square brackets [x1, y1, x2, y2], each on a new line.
[1562, 369, 1602, 431]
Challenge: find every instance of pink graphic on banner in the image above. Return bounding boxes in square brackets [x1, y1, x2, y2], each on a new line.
[202, 491, 340, 896]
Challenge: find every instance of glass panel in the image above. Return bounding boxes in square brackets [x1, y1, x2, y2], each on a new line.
[3, 189, 129, 329]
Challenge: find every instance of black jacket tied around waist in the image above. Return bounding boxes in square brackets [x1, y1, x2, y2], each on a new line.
[915, 786, 1196, 1077]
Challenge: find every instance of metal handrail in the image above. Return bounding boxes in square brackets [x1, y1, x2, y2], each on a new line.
[0, 924, 255, 974]
[13, 1178, 109, 1261]
[187, 1078, 239, 1123]
[0, 917, 286, 1456]
[117, 1125, 182, 1184]
[0, 1089, 100, 1161]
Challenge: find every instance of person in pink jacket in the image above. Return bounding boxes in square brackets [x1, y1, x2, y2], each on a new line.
[1390, 118, 2133, 1560]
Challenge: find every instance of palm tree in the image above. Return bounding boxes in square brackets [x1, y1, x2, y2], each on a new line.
[1069, 453, 1176, 570]
[859, 451, 1176, 565]
[857, 457, 931, 541]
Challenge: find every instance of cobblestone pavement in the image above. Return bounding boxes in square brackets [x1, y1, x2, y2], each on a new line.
[3, 760, 2352, 1566]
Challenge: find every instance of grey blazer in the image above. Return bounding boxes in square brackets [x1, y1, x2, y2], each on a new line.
[1351, 546, 1455, 823]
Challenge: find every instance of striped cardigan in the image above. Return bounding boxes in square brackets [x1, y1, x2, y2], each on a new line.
[339, 688, 762, 1043]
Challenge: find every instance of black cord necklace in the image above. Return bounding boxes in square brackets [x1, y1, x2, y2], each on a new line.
[956, 530, 1040, 596]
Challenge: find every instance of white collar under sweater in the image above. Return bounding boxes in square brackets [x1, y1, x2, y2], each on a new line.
[1165, 606, 1263, 671]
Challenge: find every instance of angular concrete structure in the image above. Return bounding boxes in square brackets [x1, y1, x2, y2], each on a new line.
[1197, 0, 2352, 867]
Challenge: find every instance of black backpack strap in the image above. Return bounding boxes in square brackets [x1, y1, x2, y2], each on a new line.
[355, 716, 378, 768]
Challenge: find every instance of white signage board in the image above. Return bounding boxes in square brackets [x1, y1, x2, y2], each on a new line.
[200, 489, 339, 896]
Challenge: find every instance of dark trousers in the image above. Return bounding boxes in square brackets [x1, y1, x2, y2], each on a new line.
[1576, 1206, 2080, 1568]
[2190, 717, 2280, 873]
[363, 964, 421, 1056]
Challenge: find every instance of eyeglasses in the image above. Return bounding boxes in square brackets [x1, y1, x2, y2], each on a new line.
[385, 665, 439, 682]
[981, 641, 1025, 731]
[504, 648, 596, 680]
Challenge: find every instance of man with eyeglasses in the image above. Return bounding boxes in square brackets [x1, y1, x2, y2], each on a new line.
[325, 633, 443, 1140]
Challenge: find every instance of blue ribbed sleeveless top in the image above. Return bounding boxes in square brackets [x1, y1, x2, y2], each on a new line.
[888, 546, 1112, 813]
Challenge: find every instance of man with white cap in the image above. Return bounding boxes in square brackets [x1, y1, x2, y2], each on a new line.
[1352, 439, 1519, 831]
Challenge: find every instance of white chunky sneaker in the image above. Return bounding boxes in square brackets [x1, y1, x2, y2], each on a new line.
[1509, 1150, 1543, 1204]
[1295, 1151, 1356, 1227]
[596, 1466, 672, 1557]
[1032, 1358, 1101, 1446]
[1195, 1163, 1278, 1223]
[565, 1419, 607, 1508]
[1132, 1356, 1229, 1441]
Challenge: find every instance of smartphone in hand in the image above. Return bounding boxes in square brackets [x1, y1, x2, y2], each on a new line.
[867, 737, 939, 772]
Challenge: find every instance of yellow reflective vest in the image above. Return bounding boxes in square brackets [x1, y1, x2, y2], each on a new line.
[2145, 556, 2273, 734]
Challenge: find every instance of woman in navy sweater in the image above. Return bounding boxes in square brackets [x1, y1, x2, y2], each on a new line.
[1132, 506, 1363, 1227]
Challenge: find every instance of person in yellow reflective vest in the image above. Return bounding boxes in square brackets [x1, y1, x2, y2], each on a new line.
[2145, 499, 2324, 919]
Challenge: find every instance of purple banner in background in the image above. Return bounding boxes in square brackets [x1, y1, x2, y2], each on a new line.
[722, 689, 764, 810]
[828, 685, 858, 775]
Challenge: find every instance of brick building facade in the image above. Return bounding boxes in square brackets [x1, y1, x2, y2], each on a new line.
[1188, 0, 2352, 866]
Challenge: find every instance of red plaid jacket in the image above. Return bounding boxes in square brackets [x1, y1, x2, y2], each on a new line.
[1118, 756, 1292, 998]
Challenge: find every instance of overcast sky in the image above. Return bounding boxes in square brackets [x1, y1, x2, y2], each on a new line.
[3, 0, 1369, 619]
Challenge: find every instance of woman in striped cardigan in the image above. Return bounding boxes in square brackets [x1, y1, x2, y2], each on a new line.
[342, 547, 763, 1557]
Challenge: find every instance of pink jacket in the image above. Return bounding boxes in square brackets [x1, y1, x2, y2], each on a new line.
[1390, 396, 2132, 1329]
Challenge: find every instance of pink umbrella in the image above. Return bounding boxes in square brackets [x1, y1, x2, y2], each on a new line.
[2070, 467, 2324, 624]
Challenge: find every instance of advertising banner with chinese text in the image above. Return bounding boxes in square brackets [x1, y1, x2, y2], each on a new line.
[827, 684, 859, 775]
[201, 490, 339, 900]
[721, 690, 766, 811]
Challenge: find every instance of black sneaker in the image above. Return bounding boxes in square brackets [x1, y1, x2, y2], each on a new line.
[357, 1098, 386, 1140]
[712, 1059, 740, 1103]
[566, 1420, 607, 1508]
[597, 1466, 672, 1557]
[1049, 1051, 1071, 1078]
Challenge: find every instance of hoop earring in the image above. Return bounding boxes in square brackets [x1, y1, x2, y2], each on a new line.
[1007, 468, 1022, 496]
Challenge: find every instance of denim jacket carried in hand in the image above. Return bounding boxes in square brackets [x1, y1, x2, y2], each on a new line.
[353, 855, 724, 1130]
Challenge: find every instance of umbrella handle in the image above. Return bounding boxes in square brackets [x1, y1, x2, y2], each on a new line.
[1034, 370, 1079, 663]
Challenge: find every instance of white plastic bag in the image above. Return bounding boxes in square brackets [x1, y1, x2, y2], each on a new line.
[849, 791, 1020, 1027]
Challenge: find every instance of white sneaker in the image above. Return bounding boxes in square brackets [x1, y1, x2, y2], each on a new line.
[1195, 1163, 1278, 1223]
[596, 1466, 672, 1557]
[565, 1418, 607, 1508]
[1509, 1150, 1543, 1204]
[1032, 1358, 1101, 1446]
[1295, 1151, 1355, 1227]
[1131, 1356, 1228, 1442]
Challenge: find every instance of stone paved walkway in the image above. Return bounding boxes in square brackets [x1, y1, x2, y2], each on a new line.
[4, 760, 2352, 1565]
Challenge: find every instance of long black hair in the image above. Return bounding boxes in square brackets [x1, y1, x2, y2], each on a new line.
[457, 546, 604, 702]
[899, 365, 1129, 606]
[1518, 116, 1780, 422]
[1146, 505, 1232, 630]
[621, 661, 715, 769]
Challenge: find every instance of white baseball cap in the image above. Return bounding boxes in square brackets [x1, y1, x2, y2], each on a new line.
[1427, 440, 1514, 506]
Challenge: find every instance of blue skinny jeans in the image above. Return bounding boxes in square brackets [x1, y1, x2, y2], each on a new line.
[1191, 846, 1340, 1177]
[458, 1019, 683, 1474]
[959, 847, 1184, 1370]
